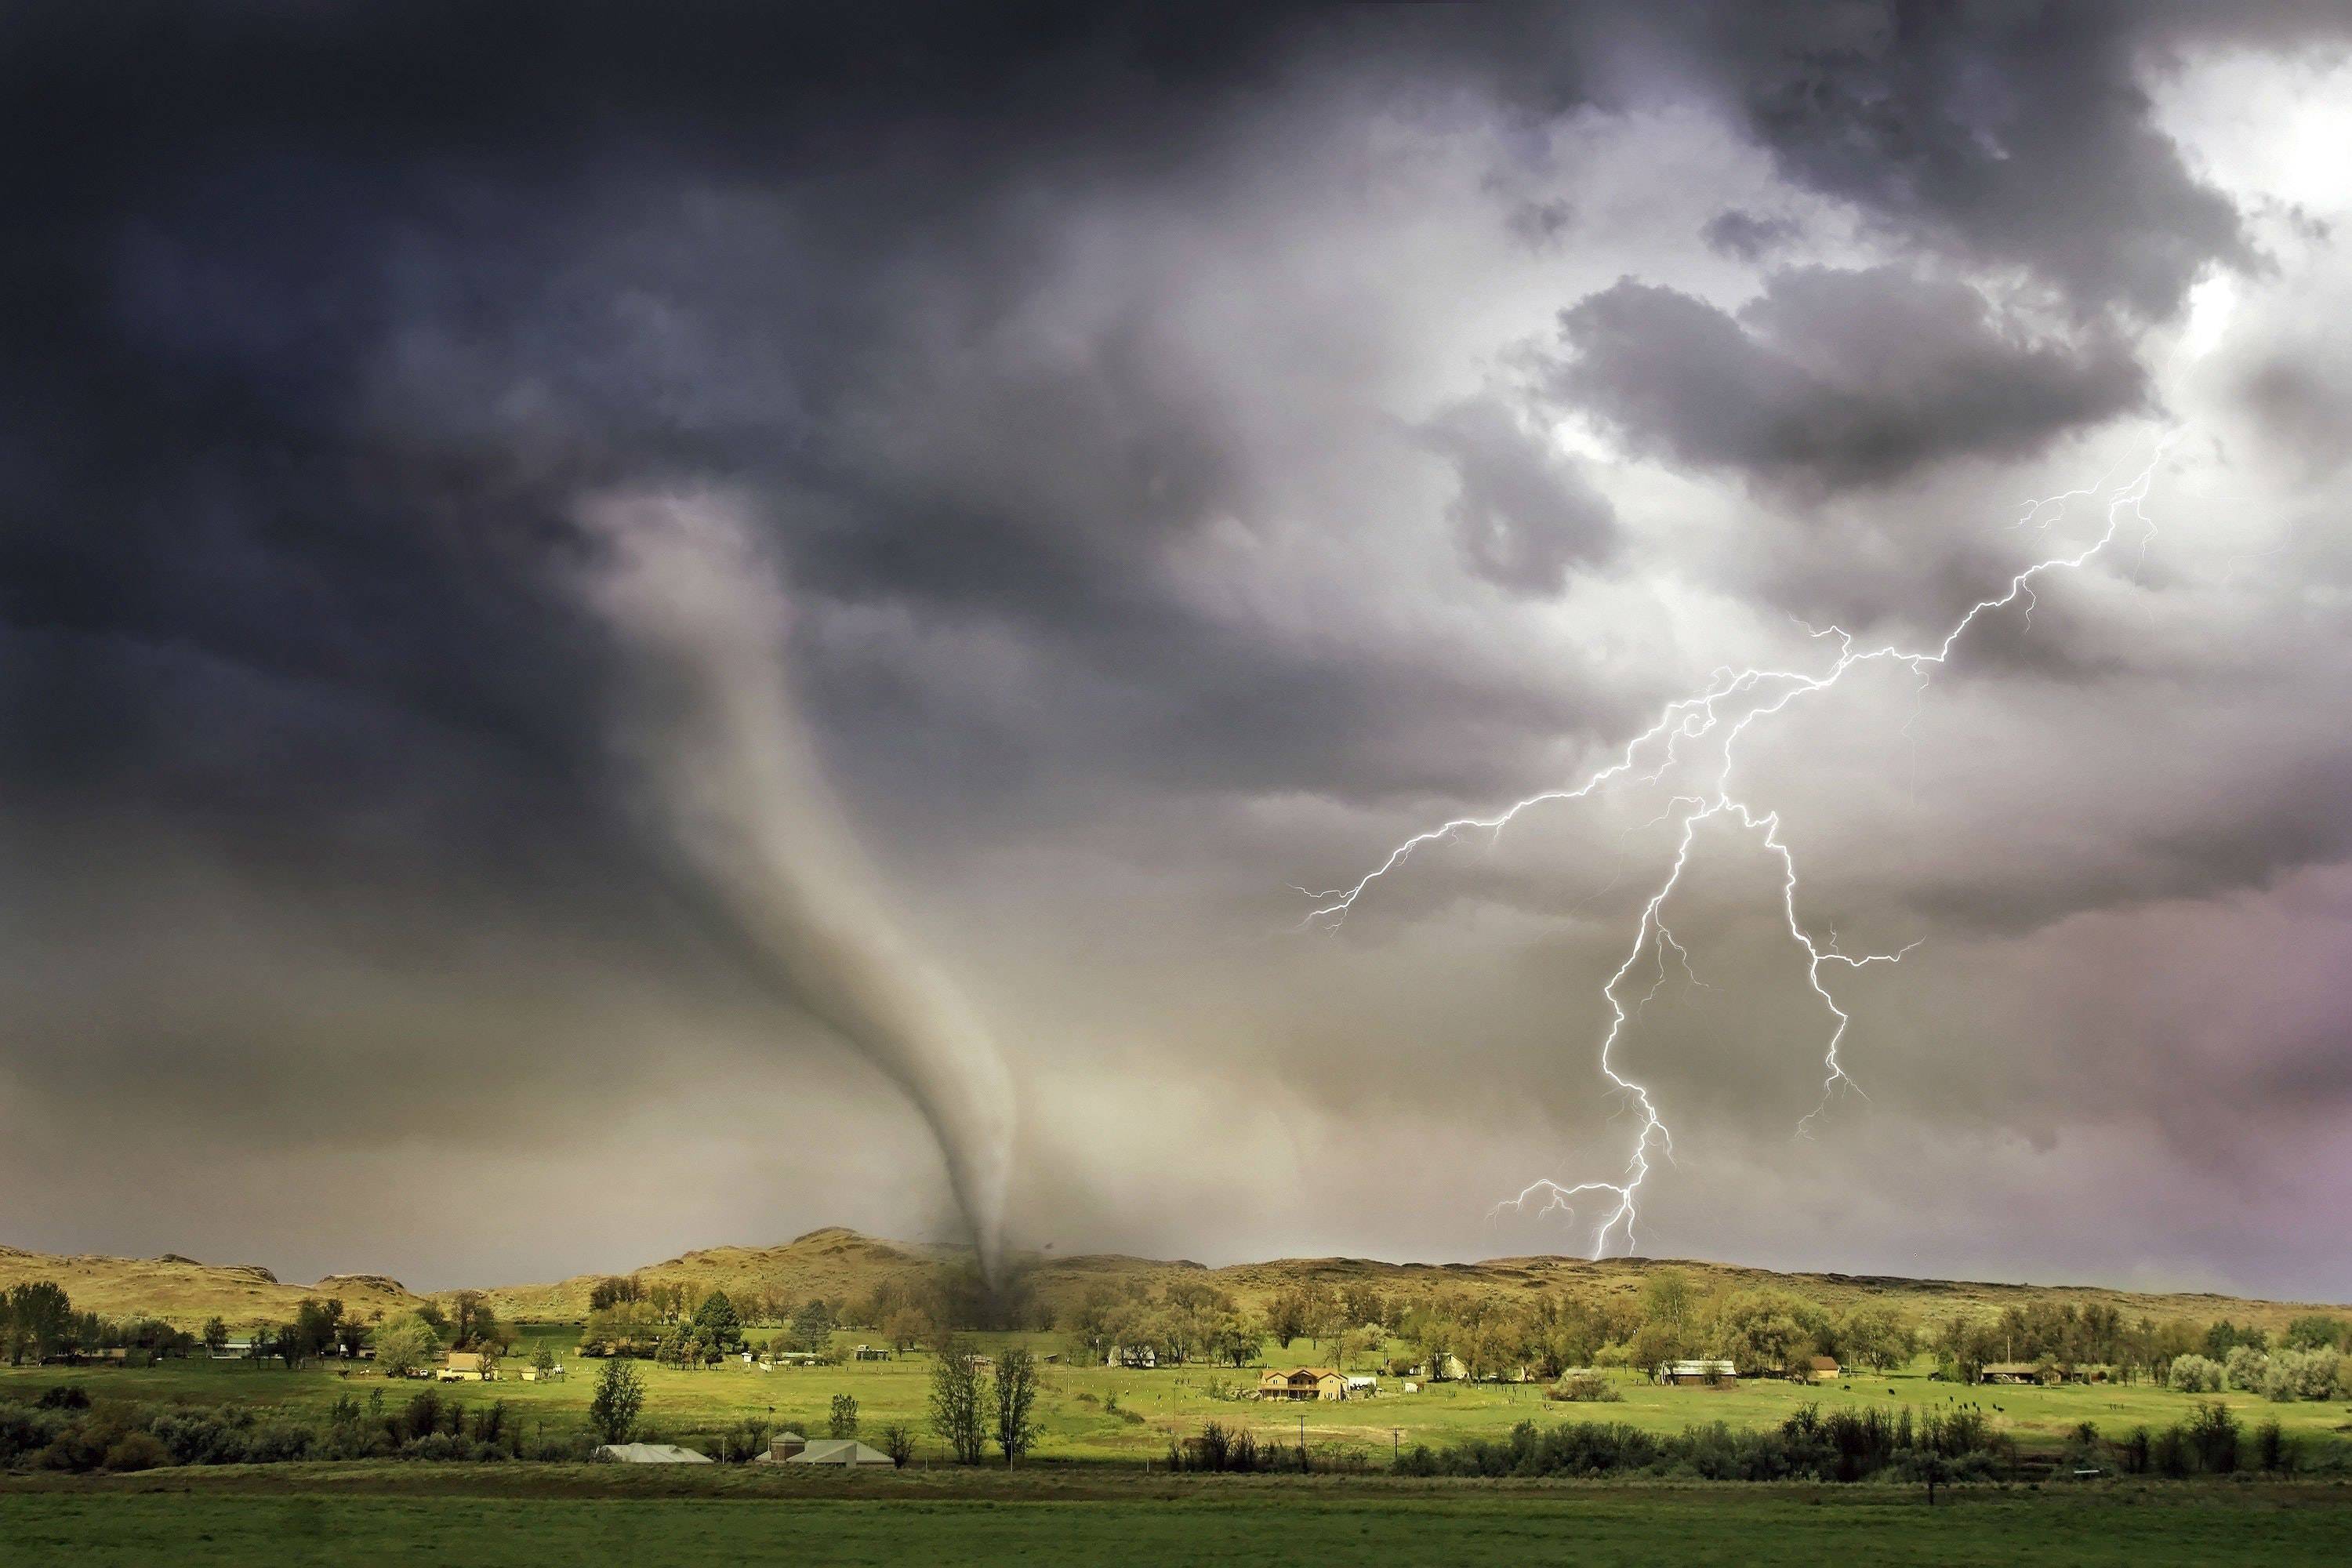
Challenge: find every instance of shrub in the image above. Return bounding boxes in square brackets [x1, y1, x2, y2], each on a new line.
[2253, 1418, 2292, 1473]
[103, 1432, 170, 1472]
[2261, 1348, 2343, 1403]
[2152, 1425, 2191, 1478]
[1548, 1371, 1621, 1403]
[2224, 1345, 2269, 1392]
[2187, 1401, 2240, 1473]
[2167, 1354, 2224, 1393]
[880, 1423, 915, 1468]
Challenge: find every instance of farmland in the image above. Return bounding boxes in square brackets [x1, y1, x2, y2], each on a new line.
[7, 1325, 2351, 1466]
[4, 1466, 2350, 1567]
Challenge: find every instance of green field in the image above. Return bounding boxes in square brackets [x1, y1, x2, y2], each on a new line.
[7, 1325, 2350, 1465]
[4, 1468, 2350, 1566]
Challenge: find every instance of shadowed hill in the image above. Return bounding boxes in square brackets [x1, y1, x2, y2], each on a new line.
[4, 1228, 2339, 1331]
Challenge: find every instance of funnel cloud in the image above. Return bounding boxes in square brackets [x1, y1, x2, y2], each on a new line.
[575, 491, 1016, 1282]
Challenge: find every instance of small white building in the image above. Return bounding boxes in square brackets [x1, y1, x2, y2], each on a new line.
[597, 1443, 713, 1465]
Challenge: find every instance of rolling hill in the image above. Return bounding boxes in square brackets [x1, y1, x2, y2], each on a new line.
[4, 1227, 2339, 1334]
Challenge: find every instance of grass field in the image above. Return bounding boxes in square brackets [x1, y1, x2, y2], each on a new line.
[4, 1467, 2350, 1566]
[8, 1325, 2351, 1465]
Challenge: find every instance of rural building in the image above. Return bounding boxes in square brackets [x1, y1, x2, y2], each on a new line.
[597, 1443, 713, 1464]
[1345, 1375, 1378, 1398]
[1106, 1345, 1158, 1369]
[437, 1352, 495, 1382]
[1803, 1356, 1840, 1381]
[209, 1339, 253, 1360]
[785, 1439, 895, 1468]
[1258, 1367, 1348, 1402]
[852, 1344, 891, 1361]
[1657, 1359, 1737, 1386]
[753, 1432, 808, 1462]
[1979, 1363, 2046, 1385]
[519, 1363, 564, 1383]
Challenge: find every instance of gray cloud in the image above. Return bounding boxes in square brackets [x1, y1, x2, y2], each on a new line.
[1419, 397, 1620, 594]
[1551, 267, 2151, 493]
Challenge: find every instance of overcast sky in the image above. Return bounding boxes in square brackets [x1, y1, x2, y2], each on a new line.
[5, 2, 2352, 1300]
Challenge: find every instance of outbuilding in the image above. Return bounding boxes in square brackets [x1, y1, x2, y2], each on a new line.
[597, 1443, 713, 1464]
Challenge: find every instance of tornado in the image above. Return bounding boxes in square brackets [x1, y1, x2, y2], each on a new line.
[573, 489, 1017, 1283]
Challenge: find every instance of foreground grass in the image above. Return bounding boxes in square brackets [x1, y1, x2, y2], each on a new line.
[5, 1468, 2350, 1566]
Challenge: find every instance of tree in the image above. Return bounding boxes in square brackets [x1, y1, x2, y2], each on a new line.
[285, 1298, 345, 1368]
[201, 1317, 228, 1357]
[532, 1341, 557, 1374]
[372, 1312, 441, 1378]
[789, 1298, 837, 1356]
[829, 1392, 859, 1439]
[1265, 1290, 1310, 1349]
[927, 1338, 986, 1464]
[4, 1281, 71, 1366]
[992, 1346, 1041, 1465]
[589, 1357, 644, 1444]
[1837, 1304, 1911, 1372]
[1640, 1270, 1697, 1337]
[884, 1308, 929, 1354]
[1716, 1290, 1816, 1377]
[879, 1423, 916, 1468]
[447, 1290, 504, 1352]
[2282, 1315, 2349, 1352]
[691, 1291, 745, 1355]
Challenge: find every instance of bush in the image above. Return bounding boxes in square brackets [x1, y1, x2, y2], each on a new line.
[2224, 1345, 2269, 1392]
[2187, 1402, 2240, 1473]
[2253, 1418, 2292, 1473]
[2261, 1348, 2343, 1403]
[880, 1423, 915, 1468]
[35, 1386, 91, 1411]
[2167, 1354, 2224, 1393]
[1547, 1371, 1621, 1403]
[103, 1432, 171, 1472]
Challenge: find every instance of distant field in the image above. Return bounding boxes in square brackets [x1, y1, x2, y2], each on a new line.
[8, 1327, 2350, 1465]
[5, 1468, 2350, 1566]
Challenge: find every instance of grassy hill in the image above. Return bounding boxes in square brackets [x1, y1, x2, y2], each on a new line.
[0, 1246, 420, 1327]
[7, 1226, 2338, 1333]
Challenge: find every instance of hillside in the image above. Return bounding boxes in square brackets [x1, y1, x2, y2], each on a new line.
[0, 1246, 421, 1327]
[7, 1227, 2338, 1334]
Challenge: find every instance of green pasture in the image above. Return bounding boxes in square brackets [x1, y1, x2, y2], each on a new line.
[7, 1327, 2350, 1465]
[5, 1468, 2350, 1566]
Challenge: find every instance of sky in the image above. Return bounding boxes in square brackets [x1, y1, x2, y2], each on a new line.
[5, 2, 2352, 1300]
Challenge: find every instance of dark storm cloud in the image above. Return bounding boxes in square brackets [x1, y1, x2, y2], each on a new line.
[1682, 0, 2256, 319]
[1701, 209, 1804, 263]
[1550, 267, 2150, 493]
[1418, 397, 1620, 595]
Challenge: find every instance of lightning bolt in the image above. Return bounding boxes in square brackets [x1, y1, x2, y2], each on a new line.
[1304, 449, 2165, 1257]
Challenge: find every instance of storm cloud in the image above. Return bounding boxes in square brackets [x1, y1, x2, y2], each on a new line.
[3, 2, 2350, 1301]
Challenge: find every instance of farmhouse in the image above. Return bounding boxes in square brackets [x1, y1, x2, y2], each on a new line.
[1979, 1362, 2045, 1385]
[437, 1352, 495, 1382]
[1658, 1359, 1737, 1386]
[1803, 1356, 1840, 1382]
[1258, 1367, 1348, 1402]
